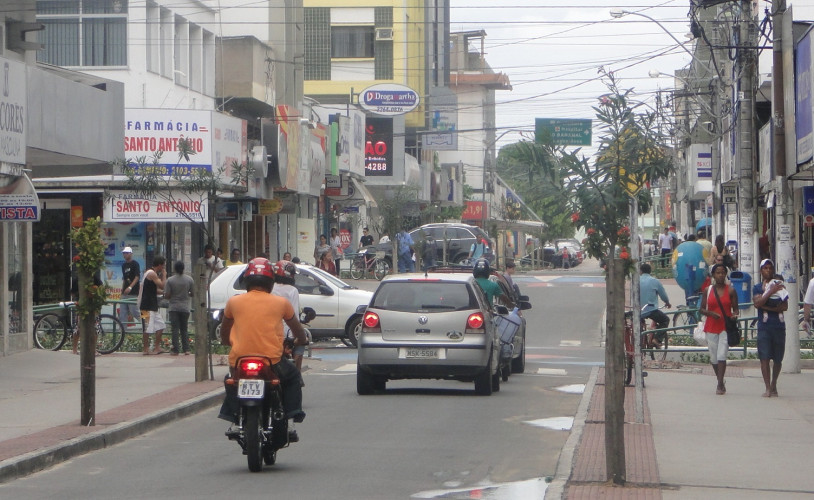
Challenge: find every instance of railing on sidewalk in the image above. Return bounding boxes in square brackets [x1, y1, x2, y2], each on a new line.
[641, 311, 759, 357]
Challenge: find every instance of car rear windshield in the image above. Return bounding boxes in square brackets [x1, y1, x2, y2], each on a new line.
[371, 282, 478, 312]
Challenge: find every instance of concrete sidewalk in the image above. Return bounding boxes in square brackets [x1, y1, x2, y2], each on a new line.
[0, 349, 229, 483]
[548, 275, 814, 499]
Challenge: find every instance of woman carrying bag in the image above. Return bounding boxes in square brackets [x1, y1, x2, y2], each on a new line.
[698, 263, 739, 395]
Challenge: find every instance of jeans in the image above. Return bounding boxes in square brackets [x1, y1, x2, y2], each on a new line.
[168, 310, 190, 353]
[398, 252, 415, 273]
[119, 301, 140, 325]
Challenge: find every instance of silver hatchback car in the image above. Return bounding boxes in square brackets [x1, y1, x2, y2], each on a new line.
[357, 273, 502, 395]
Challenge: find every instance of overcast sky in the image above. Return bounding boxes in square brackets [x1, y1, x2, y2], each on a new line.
[448, 0, 722, 153]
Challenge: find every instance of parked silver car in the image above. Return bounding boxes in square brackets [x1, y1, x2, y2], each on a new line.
[356, 273, 502, 395]
[208, 263, 373, 346]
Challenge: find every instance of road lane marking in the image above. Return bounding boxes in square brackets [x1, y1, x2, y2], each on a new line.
[523, 417, 573, 431]
[559, 340, 581, 347]
[536, 368, 567, 375]
[555, 384, 586, 394]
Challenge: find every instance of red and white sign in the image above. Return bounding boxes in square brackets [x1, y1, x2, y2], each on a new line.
[461, 201, 487, 220]
[103, 190, 208, 222]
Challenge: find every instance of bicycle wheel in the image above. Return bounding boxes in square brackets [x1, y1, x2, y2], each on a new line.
[96, 314, 126, 354]
[350, 257, 364, 280]
[672, 308, 696, 329]
[374, 259, 390, 281]
[33, 313, 69, 351]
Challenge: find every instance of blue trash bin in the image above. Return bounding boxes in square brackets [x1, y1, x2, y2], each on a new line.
[729, 271, 752, 309]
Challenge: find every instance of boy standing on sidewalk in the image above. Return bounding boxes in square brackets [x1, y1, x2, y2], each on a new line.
[163, 261, 194, 355]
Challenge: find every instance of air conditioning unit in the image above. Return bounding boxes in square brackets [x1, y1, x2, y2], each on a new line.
[375, 28, 393, 41]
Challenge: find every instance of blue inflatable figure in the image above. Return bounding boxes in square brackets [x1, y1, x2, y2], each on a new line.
[672, 241, 708, 300]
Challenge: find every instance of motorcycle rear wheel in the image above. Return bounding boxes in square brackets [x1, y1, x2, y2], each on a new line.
[244, 407, 264, 472]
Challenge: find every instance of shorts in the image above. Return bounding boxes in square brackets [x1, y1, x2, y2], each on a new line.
[144, 310, 166, 333]
[706, 330, 728, 362]
[757, 324, 786, 363]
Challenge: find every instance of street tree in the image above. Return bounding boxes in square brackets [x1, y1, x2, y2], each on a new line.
[71, 216, 107, 425]
[499, 73, 673, 483]
[116, 139, 253, 381]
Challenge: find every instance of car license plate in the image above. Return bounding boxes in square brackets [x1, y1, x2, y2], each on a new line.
[237, 379, 264, 399]
[403, 347, 438, 359]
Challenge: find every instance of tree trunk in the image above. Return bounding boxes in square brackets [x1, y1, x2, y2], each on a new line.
[78, 271, 96, 426]
[605, 257, 626, 484]
[193, 261, 211, 381]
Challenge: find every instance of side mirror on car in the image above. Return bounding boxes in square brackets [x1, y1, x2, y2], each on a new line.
[519, 301, 532, 310]
[355, 304, 368, 314]
[318, 285, 334, 296]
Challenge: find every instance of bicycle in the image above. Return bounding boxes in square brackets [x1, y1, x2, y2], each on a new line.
[624, 306, 668, 385]
[33, 302, 126, 354]
[349, 248, 390, 281]
[672, 295, 701, 329]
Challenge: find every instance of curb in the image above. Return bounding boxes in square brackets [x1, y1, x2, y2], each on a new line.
[545, 365, 599, 500]
[0, 389, 223, 484]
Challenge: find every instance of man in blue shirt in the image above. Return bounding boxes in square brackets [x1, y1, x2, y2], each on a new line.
[395, 227, 415, 273]
[640, 263, 672, 347]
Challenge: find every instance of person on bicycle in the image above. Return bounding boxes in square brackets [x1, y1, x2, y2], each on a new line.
[219, 258, 308, 433]
[639, 263, 671, 348]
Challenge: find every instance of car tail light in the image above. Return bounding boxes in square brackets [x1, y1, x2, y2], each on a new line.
[363, 312, 381, 332]
[239, 358, 265, 377]
[466, 312, 485, 332]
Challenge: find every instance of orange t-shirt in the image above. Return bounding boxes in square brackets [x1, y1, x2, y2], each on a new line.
[704, 284, 732, 334]
[224, 290, 295, 367]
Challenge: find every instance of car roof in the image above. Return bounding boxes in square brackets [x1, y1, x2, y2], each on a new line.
[380, 272, 475, 284]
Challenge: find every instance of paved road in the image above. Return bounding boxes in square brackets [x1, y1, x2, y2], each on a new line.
[0, 264, 608, 499]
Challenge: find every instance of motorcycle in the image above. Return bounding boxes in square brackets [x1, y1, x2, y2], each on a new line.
[225, 355, 290, 472]
[224, 307, 315, 472]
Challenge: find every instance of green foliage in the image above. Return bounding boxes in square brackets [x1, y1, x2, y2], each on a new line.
[498, 72, 672, 274]
[71, 217, 108, 319]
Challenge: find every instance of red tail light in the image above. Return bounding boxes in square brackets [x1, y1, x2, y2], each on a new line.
[364, 312, 380, 328]
[239, 358, 265, 377]
[466, 312, 485, 331]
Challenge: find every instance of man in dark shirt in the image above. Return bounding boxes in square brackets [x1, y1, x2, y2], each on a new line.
[120, 247, 140, 326]
[359, 227, 374, 249]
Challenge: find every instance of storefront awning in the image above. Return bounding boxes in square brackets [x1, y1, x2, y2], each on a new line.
[351, 177, 378, 208]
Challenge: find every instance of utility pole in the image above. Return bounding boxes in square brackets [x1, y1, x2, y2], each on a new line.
[771, 0, 800, 372]
[736, 0, 757, 275]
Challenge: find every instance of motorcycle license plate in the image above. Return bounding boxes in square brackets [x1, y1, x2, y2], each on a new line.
[402, 347, 439, 359]
[237, 379, 264, 399]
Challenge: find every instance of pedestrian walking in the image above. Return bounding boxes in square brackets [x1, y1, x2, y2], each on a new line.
[138, 256, 168, 355]
[163, 261, 194, 355]
[698, 263, 738, 395]
[752, 259, 789, 397]
[395, 227, 415, 273]
[330, 228, 343, 275]
[120, 247, 140, 327]
[658, 228, 672, 268]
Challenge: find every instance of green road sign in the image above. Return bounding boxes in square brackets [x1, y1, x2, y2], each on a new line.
[535, 118, 592, 146]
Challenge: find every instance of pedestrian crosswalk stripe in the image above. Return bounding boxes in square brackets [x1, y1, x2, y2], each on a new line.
[560, 340, 581, 347]
[536, 368, 568, 375]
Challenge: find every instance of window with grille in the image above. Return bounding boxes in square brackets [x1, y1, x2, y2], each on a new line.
[37, 0, 128, 67]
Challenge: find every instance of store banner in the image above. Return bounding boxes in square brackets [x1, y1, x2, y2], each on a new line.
[0, 174, 39, 221]
[103, 189, 208, 222]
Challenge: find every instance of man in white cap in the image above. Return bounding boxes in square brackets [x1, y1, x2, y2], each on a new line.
[120, 247, 140, 327]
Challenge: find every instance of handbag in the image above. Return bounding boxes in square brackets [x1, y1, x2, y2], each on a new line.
[712, 286, 741, 346]
[693, 321, 708, 346]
